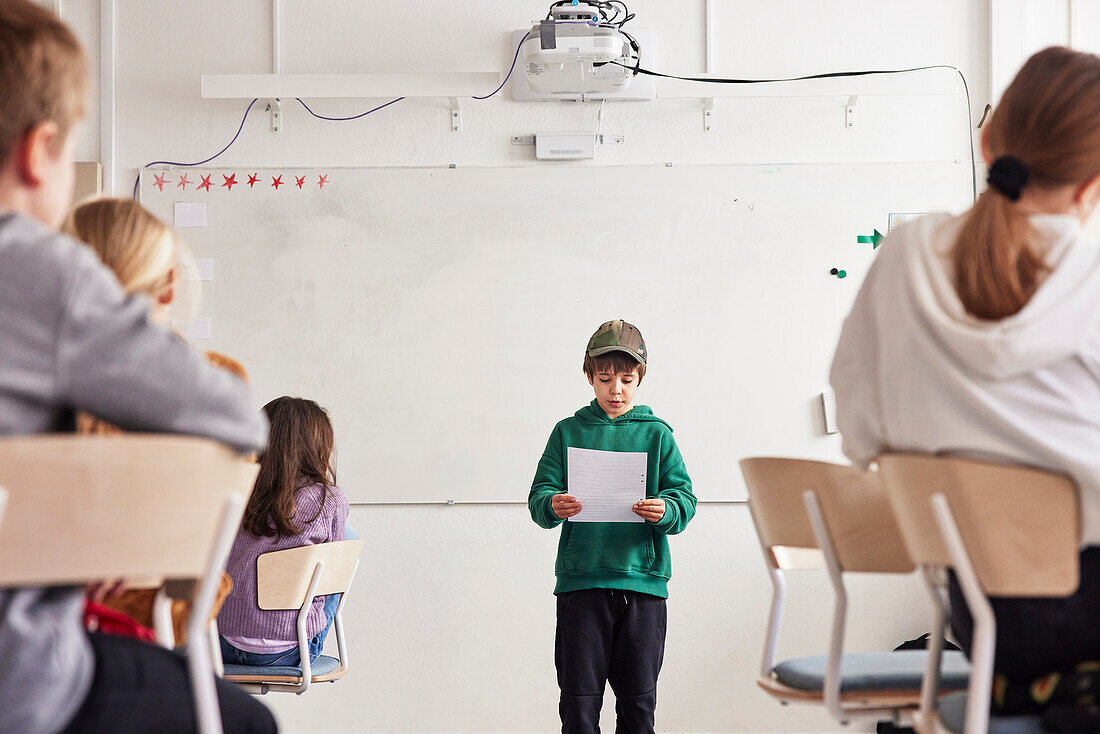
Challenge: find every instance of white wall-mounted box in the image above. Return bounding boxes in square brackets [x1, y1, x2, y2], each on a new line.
[535, 132, 596, 160]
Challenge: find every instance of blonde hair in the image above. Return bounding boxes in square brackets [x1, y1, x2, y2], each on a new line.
[63, 198, 199, 318]
[0, 0, 87, 165]
[953, 47, 1100, 320]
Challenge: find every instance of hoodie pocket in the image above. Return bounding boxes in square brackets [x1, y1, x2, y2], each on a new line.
[560, 522, 655, 574]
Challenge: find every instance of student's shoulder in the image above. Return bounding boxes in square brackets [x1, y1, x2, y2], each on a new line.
[0, 214, 119, 310]
[628, 405, 675, 435]
[298, 482, 349, 515]
[0, 213, 103, 277]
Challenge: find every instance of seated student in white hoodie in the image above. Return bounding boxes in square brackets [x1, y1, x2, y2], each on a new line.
[830, 46, 1100, 727]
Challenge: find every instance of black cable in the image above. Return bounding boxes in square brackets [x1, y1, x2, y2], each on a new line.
[613, 61, 978, 201]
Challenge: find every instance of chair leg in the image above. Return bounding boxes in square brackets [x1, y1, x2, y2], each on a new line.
[803, 490, 850, 725]
[932, 494, 994, 734]
[916, 565, 948, 734]
[188, 631, 223, 734]
[332, 559, 358, 672]
[188, 494, 244, 734]
[290, 561, 325, 695]
[209, 619, 224, 677]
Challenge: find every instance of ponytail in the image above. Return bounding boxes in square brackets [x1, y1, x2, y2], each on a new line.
[953, 190, 1047, 320]
[951, 47, 1100, 320]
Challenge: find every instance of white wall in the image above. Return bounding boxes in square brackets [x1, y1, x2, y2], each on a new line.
[60, 2, 994, 732]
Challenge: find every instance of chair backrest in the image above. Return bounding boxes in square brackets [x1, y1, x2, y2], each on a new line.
[878, 453, 1078, 597]
[257, 539, 365, 610]
[740, 457, 913, 573]
[0, 435, 258, 586]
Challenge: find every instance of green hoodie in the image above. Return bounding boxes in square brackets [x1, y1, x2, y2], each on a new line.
[528, 400, 697, 598]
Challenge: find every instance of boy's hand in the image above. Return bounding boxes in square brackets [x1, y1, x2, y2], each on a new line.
[633, 498, 665, 523]
[552, 493, 583, 519]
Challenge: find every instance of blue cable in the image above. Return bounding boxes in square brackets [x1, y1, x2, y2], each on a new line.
[295, 96, 405, 121]
[132, 98, 259, 198]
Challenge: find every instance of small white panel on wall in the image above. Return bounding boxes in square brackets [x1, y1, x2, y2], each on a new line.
[174, 202, 207, 228]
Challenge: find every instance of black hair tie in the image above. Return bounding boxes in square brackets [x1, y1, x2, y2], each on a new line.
[987, 156, 1029, 201]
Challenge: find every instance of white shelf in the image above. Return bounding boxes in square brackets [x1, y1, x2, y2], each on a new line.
[201, 72, 501, 99]
[656, 66, 960, 98]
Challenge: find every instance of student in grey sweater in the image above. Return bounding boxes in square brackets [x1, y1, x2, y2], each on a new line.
[0, 3, 274, 732]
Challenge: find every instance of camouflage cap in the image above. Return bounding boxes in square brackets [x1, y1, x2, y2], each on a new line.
[586, 319, 647, 364]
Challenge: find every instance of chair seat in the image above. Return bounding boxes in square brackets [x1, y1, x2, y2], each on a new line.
[223, 654, 342, 681]
[771, 650, 970, 693]
[938, 692, 1044, 734]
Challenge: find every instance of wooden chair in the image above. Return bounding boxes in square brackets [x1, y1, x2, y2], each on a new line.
[740, 457, 970, 726]
[222, 538, 364, 694]
[0, 435, 258, 734]
[879, 453, 1078, 734]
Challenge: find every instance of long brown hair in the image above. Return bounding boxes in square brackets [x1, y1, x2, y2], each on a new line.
[953, 47, 1100, 320]
[243, 396, 336, 538]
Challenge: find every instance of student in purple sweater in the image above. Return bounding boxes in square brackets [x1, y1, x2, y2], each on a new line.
[218, 397, 350, 666]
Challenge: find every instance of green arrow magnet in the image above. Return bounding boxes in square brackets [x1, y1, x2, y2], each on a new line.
[858, 230, 885, 249]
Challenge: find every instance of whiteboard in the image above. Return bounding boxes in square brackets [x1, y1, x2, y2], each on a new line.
[141, 163, 972, 503]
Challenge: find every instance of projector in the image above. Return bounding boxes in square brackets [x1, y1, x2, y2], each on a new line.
[520, 3, 635, 96]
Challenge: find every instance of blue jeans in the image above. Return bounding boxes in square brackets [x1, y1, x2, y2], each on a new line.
[220, 525, 359, 667]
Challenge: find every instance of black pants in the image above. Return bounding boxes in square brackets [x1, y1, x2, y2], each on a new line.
[555, 589, 666, 734]
[62, 632, 277, 734]
[950, 546, 1100, 681]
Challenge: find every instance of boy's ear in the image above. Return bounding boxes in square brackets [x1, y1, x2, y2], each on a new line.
[156, 268, 177, 306]
[585, 372, 595, 386]
[16, 120, 62, 187]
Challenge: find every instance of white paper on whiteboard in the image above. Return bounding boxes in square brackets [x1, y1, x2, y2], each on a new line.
[566, 447, 647, 523]
[174, 202, 207, 228]
[179, 317, 213, 340]
[194, 258, 214, 281]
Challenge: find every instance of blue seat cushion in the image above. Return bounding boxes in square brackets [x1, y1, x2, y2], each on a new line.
[223, 654, 342, 679]
[771, 650, 970, 693]
[938, 692, 1044, 734]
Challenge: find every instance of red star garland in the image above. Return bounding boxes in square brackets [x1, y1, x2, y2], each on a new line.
[162, 172, 327, 194]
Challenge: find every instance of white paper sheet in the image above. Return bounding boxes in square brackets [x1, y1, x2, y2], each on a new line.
[566, 447, 647, 523]
[174, 202, 207, 228]
[178, 316, 212, 340]
[194, 258, 215, 281]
